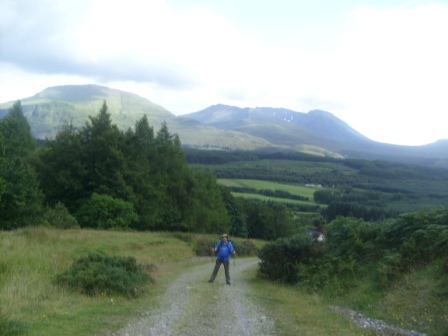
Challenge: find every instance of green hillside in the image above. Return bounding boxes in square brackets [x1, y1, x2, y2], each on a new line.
[0, 85, 279, 150]
[0, 84, 174, 139]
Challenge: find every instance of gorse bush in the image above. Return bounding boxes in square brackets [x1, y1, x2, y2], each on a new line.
[53, 253, 153, 297]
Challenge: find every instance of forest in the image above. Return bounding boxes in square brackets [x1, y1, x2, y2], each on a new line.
[2, 101, 448, 239]
[0, 101, 294, 240]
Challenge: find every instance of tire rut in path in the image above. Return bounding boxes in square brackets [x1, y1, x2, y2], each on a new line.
[114, 257, 275, 336]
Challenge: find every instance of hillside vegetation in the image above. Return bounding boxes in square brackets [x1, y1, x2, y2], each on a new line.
[0, 85, 174, 140]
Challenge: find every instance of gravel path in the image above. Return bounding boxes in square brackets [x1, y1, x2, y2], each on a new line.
[113, 257, 275, 336]
[107, 257, 427, 336]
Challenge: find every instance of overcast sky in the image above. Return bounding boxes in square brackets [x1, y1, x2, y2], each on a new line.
[1, 0, 447, 145]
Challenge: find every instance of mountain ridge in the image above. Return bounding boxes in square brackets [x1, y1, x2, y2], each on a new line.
[1, 84, 447, 168]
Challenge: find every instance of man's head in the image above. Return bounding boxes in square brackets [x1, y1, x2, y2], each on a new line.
[221, 234, 228, 240]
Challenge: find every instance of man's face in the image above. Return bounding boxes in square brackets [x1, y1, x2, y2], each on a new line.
[222, 236, 228, 241]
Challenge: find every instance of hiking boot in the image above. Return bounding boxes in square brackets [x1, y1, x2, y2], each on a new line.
[208, 280, 213, 283]
[226, 282, 231, 285]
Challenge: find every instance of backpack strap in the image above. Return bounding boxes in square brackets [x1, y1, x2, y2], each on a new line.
[216, 241, 223, 254]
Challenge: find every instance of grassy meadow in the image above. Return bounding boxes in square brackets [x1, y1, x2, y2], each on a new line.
[0, 227, 197, 335]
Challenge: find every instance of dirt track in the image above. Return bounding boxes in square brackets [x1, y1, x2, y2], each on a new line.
[113, 257, 275, 336]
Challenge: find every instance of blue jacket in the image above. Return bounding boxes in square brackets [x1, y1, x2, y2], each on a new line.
[215, 241, 235, 261]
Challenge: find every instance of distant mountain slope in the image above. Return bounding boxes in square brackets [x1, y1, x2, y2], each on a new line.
[182, 104, 448, 168]
[0, 85, 274, 150]
[1, 85, 447, 168]
[0, 84, 175, 139]
[182, 104, 372, 149]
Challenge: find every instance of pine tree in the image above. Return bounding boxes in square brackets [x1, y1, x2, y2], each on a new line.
[0, 101, 43, 229]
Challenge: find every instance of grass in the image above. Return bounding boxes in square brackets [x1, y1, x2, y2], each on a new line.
[218, 178, 328, 208]
[241, 265, 374, 336]
[2, 227, 445, 335]
[317, 264, 448, 336]
[0, 227, 196, 336]
[218, 178, 322, 200]
[232, 192, 323, 206]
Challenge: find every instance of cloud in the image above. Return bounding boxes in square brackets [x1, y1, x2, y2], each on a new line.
[0, 1, 447, 145]
[1, 0, 209, 88]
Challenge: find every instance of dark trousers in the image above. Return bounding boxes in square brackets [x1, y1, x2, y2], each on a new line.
[209, 259, 230, 284]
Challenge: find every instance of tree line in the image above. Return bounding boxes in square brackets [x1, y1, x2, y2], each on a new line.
[0, 101, 298, 240]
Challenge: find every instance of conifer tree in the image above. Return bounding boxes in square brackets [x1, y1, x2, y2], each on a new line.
[0, 101, 43, 229]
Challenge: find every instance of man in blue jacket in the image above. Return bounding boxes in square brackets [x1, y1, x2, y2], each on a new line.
[208, 234, 236, 285]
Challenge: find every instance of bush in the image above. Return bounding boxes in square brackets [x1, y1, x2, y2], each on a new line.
[231, 239, 259, 257]
[193, 237, 218, 256]
[258, 233, 325, 282]
[44, 202, 78, 229]
[53, 253, 153, 297]
[75, 193, 139, 229]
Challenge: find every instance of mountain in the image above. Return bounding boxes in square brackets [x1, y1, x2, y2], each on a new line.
[0, 84, 175, 139]
[0, 85, 273, 151]
[182, 104, 448, 168]
[1, 84, 448, 168]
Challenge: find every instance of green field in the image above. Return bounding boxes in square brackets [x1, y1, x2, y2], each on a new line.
[217, 178, 329, 209]
[218, 178, 322, 200]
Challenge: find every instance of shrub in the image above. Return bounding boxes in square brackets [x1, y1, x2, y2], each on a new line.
[231, 239, 259, 257]
[53, 253, 152, 297]
[193, 237, 218, 256]
[44, 202, 78, 229]
[258, 233, 324, 282]
[75, 193, 139, 229]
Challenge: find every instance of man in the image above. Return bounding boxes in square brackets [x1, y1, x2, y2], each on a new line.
[208, 234, 236, 285]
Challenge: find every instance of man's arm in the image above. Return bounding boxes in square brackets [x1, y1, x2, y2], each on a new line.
[230, 243, 236, 255]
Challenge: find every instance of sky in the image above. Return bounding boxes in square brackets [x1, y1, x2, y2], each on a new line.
[0, 0, 447, 146]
